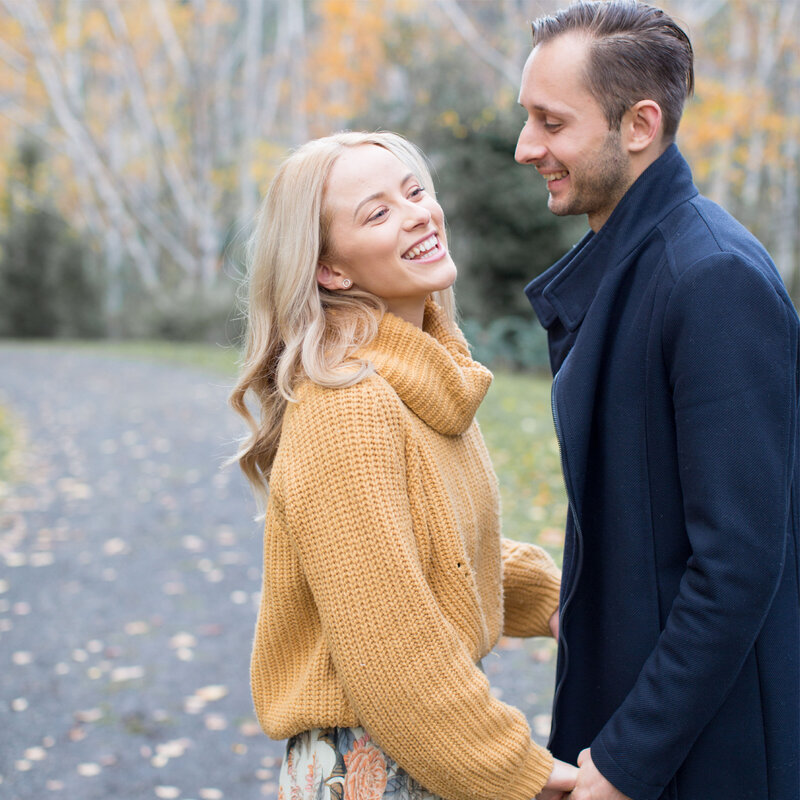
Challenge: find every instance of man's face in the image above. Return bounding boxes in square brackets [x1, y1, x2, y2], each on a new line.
[516, 33, 632, 232]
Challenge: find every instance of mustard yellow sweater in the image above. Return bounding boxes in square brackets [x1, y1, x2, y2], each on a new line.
[251, 300, 561, 800]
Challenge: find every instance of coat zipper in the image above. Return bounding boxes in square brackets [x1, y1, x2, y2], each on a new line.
[548, 367, 585, 747]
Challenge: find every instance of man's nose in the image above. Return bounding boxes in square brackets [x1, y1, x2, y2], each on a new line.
[515, 123, 547, 164]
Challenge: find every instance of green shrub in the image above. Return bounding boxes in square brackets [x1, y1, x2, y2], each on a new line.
[462, 315, 550, 373]
[0, 138, 105, 339]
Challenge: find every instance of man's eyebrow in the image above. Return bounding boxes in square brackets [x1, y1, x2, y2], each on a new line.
[518, 97, 572, 117]
[533, 103, 562, 114]
[353, 172, 415, 220]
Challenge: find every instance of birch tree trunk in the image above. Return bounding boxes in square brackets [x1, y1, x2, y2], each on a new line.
[239, 0, 264, 229]
[287, 0, 308, 146]
[2, 0, 160, 287]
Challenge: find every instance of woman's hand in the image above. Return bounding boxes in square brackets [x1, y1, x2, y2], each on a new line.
[549, 609, 560, 639]
[536, 757, 578, 800]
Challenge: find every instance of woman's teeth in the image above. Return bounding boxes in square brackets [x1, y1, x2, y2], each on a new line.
[402, 234, 438, 260]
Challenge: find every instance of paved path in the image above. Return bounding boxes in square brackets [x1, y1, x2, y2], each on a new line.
[0, 345, 556, 800]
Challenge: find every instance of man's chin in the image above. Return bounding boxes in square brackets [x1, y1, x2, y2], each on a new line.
[547, 196, 576, 218]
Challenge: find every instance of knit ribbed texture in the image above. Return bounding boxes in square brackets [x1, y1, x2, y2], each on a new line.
[251, 300, 561, 800]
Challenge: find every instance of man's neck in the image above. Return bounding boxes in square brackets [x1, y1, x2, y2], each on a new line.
[590, 140, 672, 232]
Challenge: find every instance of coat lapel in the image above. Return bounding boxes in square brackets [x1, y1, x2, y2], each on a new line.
[526, 144, 699, 518]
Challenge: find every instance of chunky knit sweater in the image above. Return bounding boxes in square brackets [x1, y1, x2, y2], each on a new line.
[251, 300, 562, 800]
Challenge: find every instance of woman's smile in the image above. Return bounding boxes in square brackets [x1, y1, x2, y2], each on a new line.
[401, 233, 445, 262]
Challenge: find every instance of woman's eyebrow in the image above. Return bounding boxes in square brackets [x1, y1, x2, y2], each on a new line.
[353, 172, 415, 220]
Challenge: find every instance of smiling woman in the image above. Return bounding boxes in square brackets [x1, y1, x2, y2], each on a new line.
[316, 144, 457, 329]
[229, 131, 576, 800]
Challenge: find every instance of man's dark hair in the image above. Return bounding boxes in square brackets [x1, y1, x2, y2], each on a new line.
[531, 0, 694, 141]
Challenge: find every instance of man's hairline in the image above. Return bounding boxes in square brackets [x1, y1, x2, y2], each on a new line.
[524, 29, 676, 141]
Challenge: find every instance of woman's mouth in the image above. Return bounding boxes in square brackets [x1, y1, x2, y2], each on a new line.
[401, 234, 445, 262]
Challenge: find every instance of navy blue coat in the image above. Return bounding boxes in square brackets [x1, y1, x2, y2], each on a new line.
[526, 144, 800, 800]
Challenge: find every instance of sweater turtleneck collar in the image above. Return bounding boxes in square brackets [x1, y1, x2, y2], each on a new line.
[355, 299, 492, 436]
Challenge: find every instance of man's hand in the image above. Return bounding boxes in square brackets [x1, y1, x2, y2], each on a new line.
[569, 748, 633, 800]
[536, 757, 578, 800]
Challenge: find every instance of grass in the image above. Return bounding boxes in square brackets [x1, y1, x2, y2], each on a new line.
[477, 372, 567, 562]
[0, 405, 13, 482]
[0, 338, 243, 375]
[0, 339, 567, 560]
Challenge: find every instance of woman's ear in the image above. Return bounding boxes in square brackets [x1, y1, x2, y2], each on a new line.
[624, 100, 662, 154]
[317, 262, 351, 291]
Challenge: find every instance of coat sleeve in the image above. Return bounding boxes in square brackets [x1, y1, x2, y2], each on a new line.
[501, 538, 561, 638]
[591, 254, 798, 800]
[282, 380, 554, 800]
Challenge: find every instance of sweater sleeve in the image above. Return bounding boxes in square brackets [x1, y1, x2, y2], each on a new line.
[501, 539, 561, 638]
[591, 255, 797, 800]
[281, 380, 554, 800]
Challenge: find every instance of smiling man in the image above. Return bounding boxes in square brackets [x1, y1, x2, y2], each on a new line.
[516, 2, 800, 800]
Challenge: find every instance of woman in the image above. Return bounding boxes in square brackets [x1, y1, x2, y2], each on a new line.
[231, 131, 577, 800]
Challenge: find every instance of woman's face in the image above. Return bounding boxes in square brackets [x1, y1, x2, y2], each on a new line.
[319, 144, 456, 325]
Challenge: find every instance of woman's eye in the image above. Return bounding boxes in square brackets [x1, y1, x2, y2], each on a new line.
[409, 186, 424, 198]
[367, 208, 387, 222]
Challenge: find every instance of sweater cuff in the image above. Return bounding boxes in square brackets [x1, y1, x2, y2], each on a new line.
[514, 742, 555, 800]
[502, 540, 562, 638]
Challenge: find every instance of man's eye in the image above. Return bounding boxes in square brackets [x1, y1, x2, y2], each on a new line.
[544, 121, 561, 131]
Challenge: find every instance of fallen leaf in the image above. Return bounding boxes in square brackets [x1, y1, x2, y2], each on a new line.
[169, 632, 197, 649]
[125, 621, 151, 636]
[110, 666, 145, 682]
[154, 787, 181, 799]
[13, 651, 33, 665]
[204, 713, 227, 731]
[195, 685, 228, 702]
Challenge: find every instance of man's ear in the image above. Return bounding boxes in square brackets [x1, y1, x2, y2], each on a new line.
[624, 100, 662, 154]
[317, 262, 349, 291]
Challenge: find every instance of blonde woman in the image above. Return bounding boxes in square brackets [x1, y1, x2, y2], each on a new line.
[231, 131, 577, 800]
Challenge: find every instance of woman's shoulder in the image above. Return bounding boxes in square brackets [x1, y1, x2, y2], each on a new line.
[289, 373, 405, 428]
[272, 374, 408, 483]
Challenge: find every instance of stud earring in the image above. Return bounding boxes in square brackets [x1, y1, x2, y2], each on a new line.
[341, 279, 352, 289]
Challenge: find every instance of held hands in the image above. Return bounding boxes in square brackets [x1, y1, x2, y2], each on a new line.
[536, 758, 578, 800]
[568, 749, 633, 800]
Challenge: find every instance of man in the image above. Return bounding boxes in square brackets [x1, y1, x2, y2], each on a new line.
[516, 2, 800, 800]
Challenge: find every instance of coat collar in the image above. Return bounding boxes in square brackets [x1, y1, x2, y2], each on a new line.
[525, 144, 699, 332]
[355, 299, 492, 436]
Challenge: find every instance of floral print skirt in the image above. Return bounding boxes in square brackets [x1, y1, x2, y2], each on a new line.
[278, 726, 443, 800]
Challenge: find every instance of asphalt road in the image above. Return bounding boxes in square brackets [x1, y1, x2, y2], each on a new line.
[0, 345, 556, 800]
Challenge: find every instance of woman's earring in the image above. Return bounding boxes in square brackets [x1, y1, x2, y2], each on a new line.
[341, 279, 352, 289]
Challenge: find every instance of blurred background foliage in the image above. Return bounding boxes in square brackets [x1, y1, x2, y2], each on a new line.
[1, 0, 798, 370]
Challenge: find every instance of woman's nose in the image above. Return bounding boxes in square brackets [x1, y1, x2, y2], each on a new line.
[403, 201, 432, 228]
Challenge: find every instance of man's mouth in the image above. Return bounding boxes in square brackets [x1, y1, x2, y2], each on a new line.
[402, 234, 442, 261]
[542, 170, 569, 183]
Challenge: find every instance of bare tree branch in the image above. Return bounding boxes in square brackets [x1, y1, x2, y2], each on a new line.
[101, 0, 200, 229]
[434, 0, 520, 87]
[3, 0, 160, 287]
[148, 0, 191, 86]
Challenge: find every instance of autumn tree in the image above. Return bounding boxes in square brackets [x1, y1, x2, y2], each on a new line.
[1, 0, 798, 336]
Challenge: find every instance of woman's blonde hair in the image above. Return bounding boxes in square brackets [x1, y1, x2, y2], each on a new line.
[230, 131, 456, 503]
